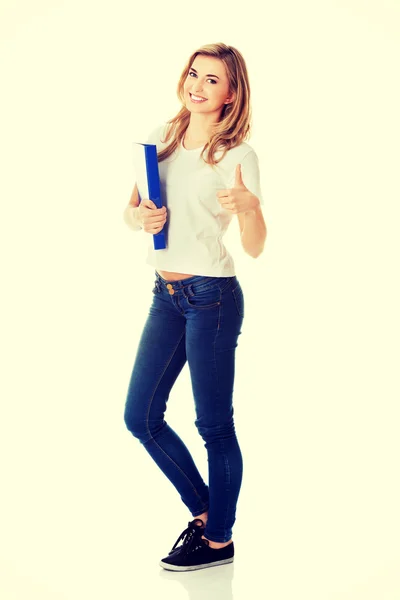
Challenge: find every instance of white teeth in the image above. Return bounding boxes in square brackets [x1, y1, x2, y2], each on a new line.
[191, 94, 206, 101]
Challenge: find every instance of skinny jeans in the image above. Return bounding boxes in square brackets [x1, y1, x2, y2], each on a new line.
[123, 270, 244, 543]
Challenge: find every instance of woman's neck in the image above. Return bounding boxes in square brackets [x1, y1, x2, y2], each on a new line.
[184, 130, 209, 143]
[185, 116, 217, 143]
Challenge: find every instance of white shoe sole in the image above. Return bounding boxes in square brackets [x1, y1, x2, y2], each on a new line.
[159, 557, 234, 571]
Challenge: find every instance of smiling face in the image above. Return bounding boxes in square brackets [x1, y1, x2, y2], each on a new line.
[183, 55, 235, 117]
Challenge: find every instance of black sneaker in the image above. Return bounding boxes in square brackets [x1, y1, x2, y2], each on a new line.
[160, 532, 234, 571]
[167, 518, 206, 556]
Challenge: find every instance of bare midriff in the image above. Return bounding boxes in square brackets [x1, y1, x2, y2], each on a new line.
[157, 269, 195, 282]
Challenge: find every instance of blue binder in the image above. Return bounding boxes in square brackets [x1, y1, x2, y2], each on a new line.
[132, 142, 166, 250]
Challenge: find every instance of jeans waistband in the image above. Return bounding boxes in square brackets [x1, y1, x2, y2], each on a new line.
[154, 270, 236, 294]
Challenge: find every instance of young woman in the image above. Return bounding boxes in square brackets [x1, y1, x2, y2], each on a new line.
[123, 42, 267, 571]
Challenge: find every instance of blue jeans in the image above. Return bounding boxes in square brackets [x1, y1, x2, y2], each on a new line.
[123, 270, 245, 543]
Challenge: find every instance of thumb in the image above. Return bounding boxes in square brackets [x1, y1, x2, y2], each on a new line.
[234, 164, 245, 187]
[142, 198, 157, 209]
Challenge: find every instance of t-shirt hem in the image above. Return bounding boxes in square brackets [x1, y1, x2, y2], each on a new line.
[145, 257, 236, 277]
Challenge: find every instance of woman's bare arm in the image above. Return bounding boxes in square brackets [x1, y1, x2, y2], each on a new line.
[128, 183, 140, 207]
[123, 183, 142, 230]
[123, 183, 167, 233]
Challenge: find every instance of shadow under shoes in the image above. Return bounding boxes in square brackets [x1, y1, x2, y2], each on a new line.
[160, 518, 234, 571]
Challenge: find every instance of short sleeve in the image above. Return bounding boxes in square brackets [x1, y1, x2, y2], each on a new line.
[228, 149, 264, 206]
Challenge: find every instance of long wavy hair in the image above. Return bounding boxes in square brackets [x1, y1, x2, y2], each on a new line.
[157, 43, 253, 168]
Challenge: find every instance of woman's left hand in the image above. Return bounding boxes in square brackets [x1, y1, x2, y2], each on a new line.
[216, 164, 260, 214]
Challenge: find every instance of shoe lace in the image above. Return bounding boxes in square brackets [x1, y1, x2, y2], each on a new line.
[169, 519, 204, 555]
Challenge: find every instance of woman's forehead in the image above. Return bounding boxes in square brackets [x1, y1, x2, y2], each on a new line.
[191, 56, 227, 77]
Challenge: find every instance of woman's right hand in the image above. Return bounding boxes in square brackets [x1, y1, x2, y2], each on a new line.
[138, 199, 167, 234]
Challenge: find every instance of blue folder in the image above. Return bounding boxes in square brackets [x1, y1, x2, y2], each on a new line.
[132, 142, 166, 250]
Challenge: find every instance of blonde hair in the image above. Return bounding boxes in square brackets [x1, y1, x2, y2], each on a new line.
[157, 43, 253, 168]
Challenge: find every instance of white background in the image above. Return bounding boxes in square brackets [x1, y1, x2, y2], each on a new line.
[1, 1, 399, 599]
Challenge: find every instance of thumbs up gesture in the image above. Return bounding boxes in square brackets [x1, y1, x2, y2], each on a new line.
[216, 164, 260, 214]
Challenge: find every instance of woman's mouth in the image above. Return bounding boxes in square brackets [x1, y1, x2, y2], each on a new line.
[190, 93, 207, 103]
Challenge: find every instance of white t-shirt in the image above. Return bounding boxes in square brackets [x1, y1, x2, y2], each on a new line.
[142, 123, 264, 277]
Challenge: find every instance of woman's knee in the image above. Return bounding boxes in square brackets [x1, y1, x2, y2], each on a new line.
[195, 416, 236, 443]
[124, 398, 165, 442]
[124, 406, 145, 439]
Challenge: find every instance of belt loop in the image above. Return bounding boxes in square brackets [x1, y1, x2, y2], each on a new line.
[187, 284, 194, 297]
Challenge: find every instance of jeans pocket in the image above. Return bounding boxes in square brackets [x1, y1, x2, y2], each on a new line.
[232, 283, 244, 318]
[186, 284, 221, 310]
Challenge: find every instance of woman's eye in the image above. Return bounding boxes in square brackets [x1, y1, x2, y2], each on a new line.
[189, 71, 217, 84]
